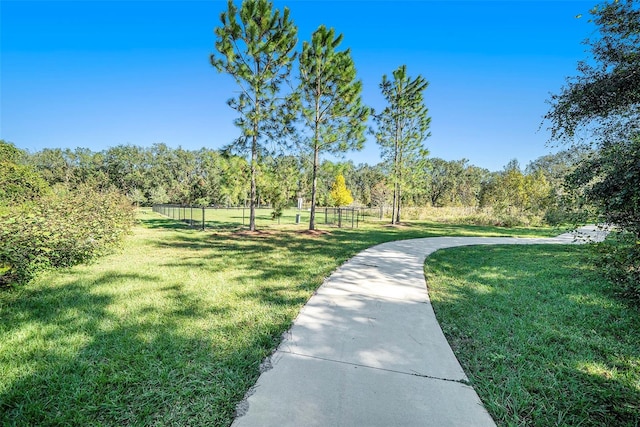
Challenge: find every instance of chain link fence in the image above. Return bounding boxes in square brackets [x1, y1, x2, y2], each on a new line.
[152, 204, 363, 229]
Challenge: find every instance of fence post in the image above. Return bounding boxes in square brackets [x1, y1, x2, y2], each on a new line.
[202, 206, 205, 230]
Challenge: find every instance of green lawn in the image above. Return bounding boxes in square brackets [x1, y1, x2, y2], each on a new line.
[0, 211, 559, 426]
[426, 244, 640, 426]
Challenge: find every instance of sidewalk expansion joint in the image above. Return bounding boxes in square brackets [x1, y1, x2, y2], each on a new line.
[278, 349, 470, 386]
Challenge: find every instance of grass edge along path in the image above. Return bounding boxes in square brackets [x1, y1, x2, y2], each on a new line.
[0, 211, 558, 426]
[425, 244, 640, 427]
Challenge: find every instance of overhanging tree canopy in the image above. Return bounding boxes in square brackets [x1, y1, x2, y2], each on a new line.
[545, 0, 640, 144]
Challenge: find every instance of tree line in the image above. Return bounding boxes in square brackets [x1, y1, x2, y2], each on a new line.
[2, 134, 583, 285]
[2, 140, 587, 226]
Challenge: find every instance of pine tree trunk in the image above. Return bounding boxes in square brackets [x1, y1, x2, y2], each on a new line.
[249, 133, 257, 231]
[391, 116, 400, 225]
[309, 146, 319, 230]
[391, 185, 397, 225]
[396, 184, 402, 224]
[396, 150, 402, 224]
[309, 96, 321, 231]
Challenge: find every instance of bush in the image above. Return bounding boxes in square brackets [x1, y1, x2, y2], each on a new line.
[0, 186, 135, 285]
[595, 232, 640, 307]
[0, 141, 51, 206]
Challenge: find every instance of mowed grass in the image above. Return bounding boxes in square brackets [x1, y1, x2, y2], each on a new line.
[426, 244, 640, 426]
[0, 210, 557, 426]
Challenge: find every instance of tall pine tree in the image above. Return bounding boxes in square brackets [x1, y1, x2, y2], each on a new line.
[374, 65, 430, 224]
[211, 0, 298, 231]
[296, 25, 369, 230]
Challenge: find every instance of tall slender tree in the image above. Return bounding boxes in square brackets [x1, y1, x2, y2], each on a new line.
[374, 65, 431, 224]
[211, 0, 298, 231]
[296, 25, 369, 230]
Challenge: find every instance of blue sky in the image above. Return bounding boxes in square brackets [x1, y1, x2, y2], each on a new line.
[2, 0, 595, 171]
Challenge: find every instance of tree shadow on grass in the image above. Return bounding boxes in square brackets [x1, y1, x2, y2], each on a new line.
[141, 214, 557, 238]
[140, 214, 266, 232]
[140, 217, 194, 230]
[0, 268, 283, 426]
[426, 245, 640, 426]
[144, 218, 561, 302]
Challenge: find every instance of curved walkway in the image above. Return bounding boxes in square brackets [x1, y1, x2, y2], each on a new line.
[232, 226, 607, 427]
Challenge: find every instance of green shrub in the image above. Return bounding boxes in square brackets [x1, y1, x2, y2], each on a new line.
[0, 141, 51, 206]
[0, 186, 135, 285]
[543, 206, 569, 226]
[595, 232, 640, 307]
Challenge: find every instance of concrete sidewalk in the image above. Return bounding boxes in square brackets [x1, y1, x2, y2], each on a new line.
[232, 226, 607, 427]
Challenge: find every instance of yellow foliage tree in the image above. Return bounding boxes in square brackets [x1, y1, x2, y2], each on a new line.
[329, 174, 353, 207]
